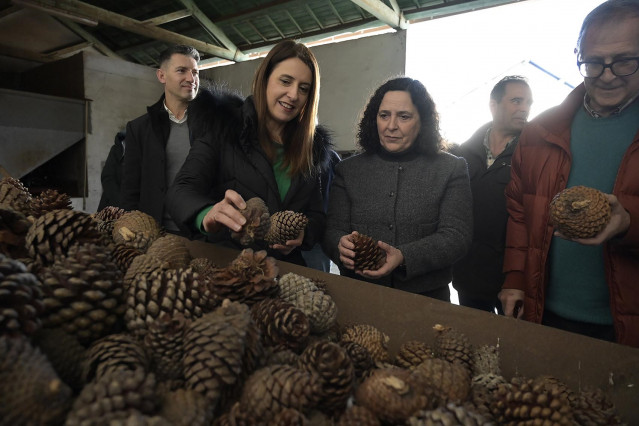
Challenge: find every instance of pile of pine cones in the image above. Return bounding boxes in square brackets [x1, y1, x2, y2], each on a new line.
[0, 177, 626, 425]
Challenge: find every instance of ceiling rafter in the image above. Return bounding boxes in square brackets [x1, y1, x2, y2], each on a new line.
[57, 16, 121, 58]
[348, 0, 409, 29]
[141, 9, 191, 26]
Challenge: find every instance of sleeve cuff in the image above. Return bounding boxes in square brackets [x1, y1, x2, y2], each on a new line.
[195, 205, 214, 235]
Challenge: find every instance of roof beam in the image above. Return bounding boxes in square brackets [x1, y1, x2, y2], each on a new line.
[29, 0, 248, 61]
[57, 16, 121, 58]
[141, 9, 191, 26]
[176, 0, 245, 60]
[348, 0, 408, 29]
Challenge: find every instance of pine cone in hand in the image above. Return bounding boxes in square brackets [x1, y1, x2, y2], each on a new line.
[264, 211, 308, 245]
[549, 186, 611, 239]
[352, 233, 385, 271]
[231, 197, 270, 246]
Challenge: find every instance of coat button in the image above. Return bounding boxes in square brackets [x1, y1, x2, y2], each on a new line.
[398, 166, 403, 171]
[389, 191, 395, 197]
[389, 224, 394, 230]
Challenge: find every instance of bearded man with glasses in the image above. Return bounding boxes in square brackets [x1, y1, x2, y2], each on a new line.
[498, 0, 639, 347]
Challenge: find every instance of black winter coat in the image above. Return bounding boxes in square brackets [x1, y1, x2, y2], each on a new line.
[98, 130, 125, 211]
[451, 122, 519, 300]
[120, 90, 242, 224]
[166, 95, 333, 265]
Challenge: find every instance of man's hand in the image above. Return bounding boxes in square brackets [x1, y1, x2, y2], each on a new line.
[271, 230, 305, 256]
[358, 240, 404, 279]
[565, 194, 630, 245]
[202, 189, 246, 233]
[499, 289, 525, 318]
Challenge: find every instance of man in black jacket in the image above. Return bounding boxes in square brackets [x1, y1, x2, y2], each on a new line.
[97, 129, 125, 211]
[452, 76, 533, 313]
[120, 45, 200, 232]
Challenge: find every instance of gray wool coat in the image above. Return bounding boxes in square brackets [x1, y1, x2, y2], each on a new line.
[323, 149, 473, 294]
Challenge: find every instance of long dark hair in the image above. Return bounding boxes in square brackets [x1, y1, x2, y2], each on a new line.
[252, 40, 320, 177]
[357, 77, 442, 156]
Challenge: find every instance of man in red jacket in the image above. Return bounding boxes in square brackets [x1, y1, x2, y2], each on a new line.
[499, 0, 639, 347]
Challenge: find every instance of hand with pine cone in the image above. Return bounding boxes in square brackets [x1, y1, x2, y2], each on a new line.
[337, 231, 404, 278]
[202, 190, 247, 234]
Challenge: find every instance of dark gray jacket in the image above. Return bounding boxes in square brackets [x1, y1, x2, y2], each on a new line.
[323, 149, 473, 294]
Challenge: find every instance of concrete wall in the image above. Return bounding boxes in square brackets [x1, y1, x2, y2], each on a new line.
[82, 52, 163, 213]
[201, 31, 407, 151]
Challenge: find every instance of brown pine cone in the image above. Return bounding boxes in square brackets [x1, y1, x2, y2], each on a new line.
[339, 340, 374, 378]
[39, 242, 125, 344]
[209, 248, 279, 305]
[352, 233, 385, 271]
[25, 209, 103, 266]
[251, 297, 310, 352]
[298, 340, 354, 416]
[231, 197, 271, 245]
[264, 210, 308, 245]
[0, 254, 44, 336]
[407, 402, 489, 425]
[413, 357, 471, 404]
[278, 272, 319, 302]
[238, 364, 321, 422]
[33, 327, 87, 392]
[146, 234, 191, 269]
[82, 333, 150, 382]
[123, 253, 170, 289]
[264, 347, 300, 366]
[433, 324, 474, 375]
[0, 335, 73, 425]
[294, 290, 338, 334]
[112, 210, 162, 252]
[158, 388, 213, 426]
[573, 386, 623, 425]
[143, 313, 190, 381]
[341, 323, 390, 363]
[337, 405, 381, 426]
[30, 188, 72, 218]
[0, 207, 31, 258]
[95, 205, 127, 222]
[472, 344, 501, 376]
[113, 243, 143, 272]
[396, 340, 434, 369]
[0, 177, 32, 216]
[65, 368, 157, 426]
[470, 373, 507, 421]
[549, 186, 611, 239]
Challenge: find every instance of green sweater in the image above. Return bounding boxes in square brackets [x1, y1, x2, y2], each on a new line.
[547, 101, 639, 324]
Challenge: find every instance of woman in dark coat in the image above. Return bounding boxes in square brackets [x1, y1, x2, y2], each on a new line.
[322, 77, 472, 301]
[166, 40, 332, 265]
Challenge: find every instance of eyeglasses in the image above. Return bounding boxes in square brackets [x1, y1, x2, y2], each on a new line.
[577, 57, 639, 78]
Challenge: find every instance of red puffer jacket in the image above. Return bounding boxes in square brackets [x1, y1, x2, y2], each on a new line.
[502, 84, 639, 347]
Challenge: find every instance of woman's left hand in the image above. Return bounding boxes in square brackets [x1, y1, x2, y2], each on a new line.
[357, 241, 404, 279]
[271, 230, 305, 256]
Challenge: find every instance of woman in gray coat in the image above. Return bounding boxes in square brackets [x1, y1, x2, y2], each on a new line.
[323, 77, 472, 301]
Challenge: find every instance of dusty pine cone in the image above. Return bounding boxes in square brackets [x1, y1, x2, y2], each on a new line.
[293, 290, 338, 334]
[112, 210, 162, 252]
[407, 402, 489, 426]
[251, 297, 310, 353]
[231, 197, 271, 246]
[25, 209, 103, 266]
[39, 242, 125, 344]
[572, 386, 623, 425]
[278, 272, 320, 302]
[433, 323, 474, 375]
[0, 335, 73, 425]
[0, 177, 32, 216]
[264, 210, 308, 245]
[352, 233, 385, 271]
[146, 234, 191, 269]
[470, 373, 507, 421]
[549, 185, 611, 239]
[158, 388, 213, 426]
[30, 188, 72, 218]
[0, 207, 31, 258]
[341, 323, 391, 362]
[209, 248, 279, 305]
[395, 340, 434, 369]
[82, 333, 150, 383]
[0, 254, 44, 337]
[472, 344, 501, 376]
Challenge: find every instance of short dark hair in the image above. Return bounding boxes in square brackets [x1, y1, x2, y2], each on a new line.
[357, 77, 442, 156]
[158, 45, 200, 67]
[490, 76, 530, 102]
[576, 0, 639, 58]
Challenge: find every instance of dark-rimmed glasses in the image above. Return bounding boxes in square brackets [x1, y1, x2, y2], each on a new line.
[577, 57, 639, 78]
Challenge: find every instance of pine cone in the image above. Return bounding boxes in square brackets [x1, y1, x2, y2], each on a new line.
[146, 234, 191, 269]
[490, 378, 574, 425]
[143, 313, 190, 381]
[264, 347, 300, 366]
[83, 333, 150, 383]
[339, 340, 374, 378]
[95, 205, 127, 222]
[65, 368, 157, 426]
[158, 388, 213, 426]
[209, 249, 279, 305]
[0, 335, 72, 425]
[113, 210, 162, 252]
[573, 386, 623, 425]
[472, 344, 501, 376]
[355, 367, 432, 424]
[470, 373, 507, 421]
[413, 357, 471, 404]
[251, 297, 310, 352]
[190, 257, 218, 276]
[396, 340, 434, 369]
[231, 197, 271, 245]
[352, 233, 385, 271]
[182, 300, 262, 409]
[549, 186, 611, 239]
[278, 272, 320, 302]
[0, 254, 44, 336]
[337, 405, 381, 426]
[0, 177, 32, 216]
[0, 207, 31, 258]
[238, 364, 321, 422]
[25, 209, 103, 266]
[341, 324, 390, 363]
[39, 242, 125, 344]
[265, 210, 308, 245]
[269, 408, 308, 426]
[407, 402, 489, 425]
[113, 243, 144, 272]
[125, 267, 212, 338]
[293, 290, 338, 334]
[298, 340, 354, 416]
[33, 327, 87, 392]
[123, 253, 169, 289]
[433, 324, 474, 374]
[30, 189, 72, 218]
